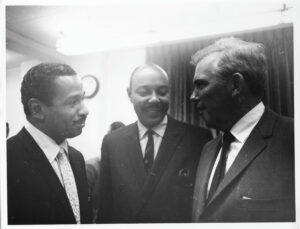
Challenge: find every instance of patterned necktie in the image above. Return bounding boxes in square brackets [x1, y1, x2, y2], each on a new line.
[57, 148, 81, 224]
[207, 131, 235, 202]
[144, 129, 154, 174]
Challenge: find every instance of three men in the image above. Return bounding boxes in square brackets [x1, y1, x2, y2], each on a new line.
[7, 37, 294, 224]
[7, 63, 91, 224]
[190, 37, 294, 222]
[97, 64, 212, 223]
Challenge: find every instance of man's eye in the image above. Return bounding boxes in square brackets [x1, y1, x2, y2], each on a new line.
[195, 82, 207, 90]
[157, 88, 169, 96]
[136, 89, 149, 96]
[197, 85, 205, 90]
[69, 99, 80, 106]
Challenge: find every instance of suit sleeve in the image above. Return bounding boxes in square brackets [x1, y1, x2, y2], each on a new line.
[97, 135, 114, 223]
[7, 140, 20, 224]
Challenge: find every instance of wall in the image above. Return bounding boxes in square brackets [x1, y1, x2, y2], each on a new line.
[6, 67, 25, 138]
[6, 47, 146, 160]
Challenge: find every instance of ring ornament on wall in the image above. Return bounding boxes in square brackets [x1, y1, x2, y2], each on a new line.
[82, 74, 100, 99]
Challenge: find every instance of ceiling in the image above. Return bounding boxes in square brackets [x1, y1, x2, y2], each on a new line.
[5, 2, 294, 69]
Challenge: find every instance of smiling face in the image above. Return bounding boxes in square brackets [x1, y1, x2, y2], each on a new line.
[190, 54, 236, 130]
[43, 75, 89, 144]
[128, 67, 169, 128]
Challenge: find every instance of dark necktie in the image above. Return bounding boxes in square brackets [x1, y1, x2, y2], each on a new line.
[144, 129, 154, 174]
[207, 131, 235, 202]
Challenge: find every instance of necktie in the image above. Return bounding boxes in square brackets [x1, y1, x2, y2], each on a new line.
[207, 131, 235, 202]
[57, 148, 81, 224]
[144, 129, 154, 174]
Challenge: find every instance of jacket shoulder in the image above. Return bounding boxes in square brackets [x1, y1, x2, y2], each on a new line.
[68, 145, 85, 161]
[7, 129, 31, 160]
[170, 118, 212, 139]
[259, 109, 294, 138]
[7, 129, 25, 148]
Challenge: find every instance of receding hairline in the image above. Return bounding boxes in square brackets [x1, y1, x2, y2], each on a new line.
[129, 64, 169, 90]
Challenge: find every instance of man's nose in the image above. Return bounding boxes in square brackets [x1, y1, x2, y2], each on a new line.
[79, 102, 89, 116]
[190, 89, 199, 102]
[148, 91, 159, 103]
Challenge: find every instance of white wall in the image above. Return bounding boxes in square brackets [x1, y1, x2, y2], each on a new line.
[6, 47, 146, 160]
[6, 67, 25, 137]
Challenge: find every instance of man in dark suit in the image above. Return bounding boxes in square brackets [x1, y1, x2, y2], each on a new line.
[190, 37, 294, 222]
[7, 63, 91, 224]
[97, 64, 212, 223]
[85, 121, 125, 223]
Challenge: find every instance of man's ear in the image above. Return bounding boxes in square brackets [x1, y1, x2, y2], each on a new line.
[127, 88, 132, 102]
[27, 98, 46, 121]
[231, 72, 245, 97]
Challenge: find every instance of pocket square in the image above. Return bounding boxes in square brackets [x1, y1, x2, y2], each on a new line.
[178, 168, 190, 177]
[241, 195, 253, 200]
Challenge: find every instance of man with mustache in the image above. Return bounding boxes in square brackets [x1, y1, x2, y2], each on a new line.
[97, 64, 212, 223]
[7, 63, 91, 224]
[190, 37, 294, 222]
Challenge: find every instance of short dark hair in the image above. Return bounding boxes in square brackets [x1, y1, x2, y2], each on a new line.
[191, 37, 267, 97]
[21, 62, 77, 116]
[129, 64, 168, 90]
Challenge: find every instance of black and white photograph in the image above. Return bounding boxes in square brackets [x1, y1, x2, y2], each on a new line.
[1, 0, 298, 229]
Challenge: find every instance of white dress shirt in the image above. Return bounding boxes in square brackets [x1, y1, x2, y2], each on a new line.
[25, 122, 69, 185]
[137, 115, 168, 159]
[207, 102, 265, 196]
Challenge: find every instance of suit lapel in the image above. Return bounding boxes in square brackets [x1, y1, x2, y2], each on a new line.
[20, 128, 75, 220]
[193, 136, 221, 221]
[206, 108, 276, 207]
[207, 128, 266, 205]
[136, 118, 182, 214]
[124, 123, 147, 187]
[68, 149, 85, 218]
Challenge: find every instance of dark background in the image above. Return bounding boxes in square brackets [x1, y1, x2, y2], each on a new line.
[146, 23, 293, 128]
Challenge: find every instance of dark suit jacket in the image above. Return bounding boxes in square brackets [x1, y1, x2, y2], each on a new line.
[85, 157, 101, 222]
[97, 116, 212, 223]
[192, 108, 295, 222]
[7, 128, 91, 224]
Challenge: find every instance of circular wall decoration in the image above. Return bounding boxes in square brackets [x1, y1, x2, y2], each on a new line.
[82, 74, 100, 99]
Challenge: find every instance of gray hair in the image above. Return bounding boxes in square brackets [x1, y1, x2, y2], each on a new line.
[191, 37, 267, 97]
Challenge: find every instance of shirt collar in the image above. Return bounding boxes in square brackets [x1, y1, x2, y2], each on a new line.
[25, 121, 68, 163]
[230, 102, 265, 143]
[137, 115, 168, 139]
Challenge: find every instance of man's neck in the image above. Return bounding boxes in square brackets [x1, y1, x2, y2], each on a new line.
[223, 99, 262, 131]
[27, 119, 64, 145]
[138, 115, 168, 130]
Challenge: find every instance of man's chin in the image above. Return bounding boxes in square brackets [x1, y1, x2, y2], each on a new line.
[141, 116, 164, 128]
[200, 116, 214, 129]
[67, 129, 83, 139]
[203, 119, 220, 130]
